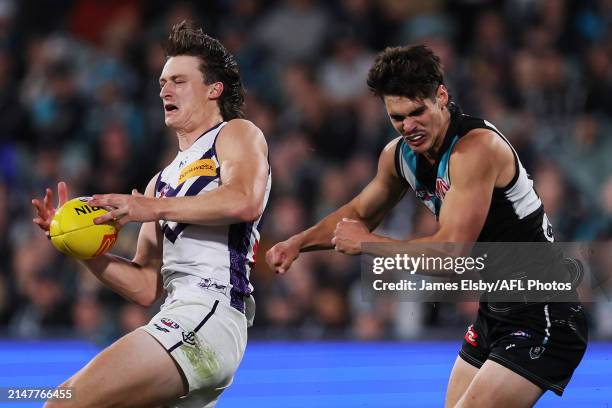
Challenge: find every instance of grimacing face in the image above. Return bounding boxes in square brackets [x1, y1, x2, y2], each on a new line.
[383, 86, 449, 156]
[159, 55, 217, 131]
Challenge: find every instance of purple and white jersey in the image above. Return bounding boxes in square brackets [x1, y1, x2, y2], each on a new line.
[155, 122, 271, 313]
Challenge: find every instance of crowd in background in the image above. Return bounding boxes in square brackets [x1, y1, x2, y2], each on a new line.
[0, 0, 611, 345]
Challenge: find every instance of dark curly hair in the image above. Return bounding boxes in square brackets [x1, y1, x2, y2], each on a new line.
[165, 20, 245, 120]
[367, 45, 446, 101]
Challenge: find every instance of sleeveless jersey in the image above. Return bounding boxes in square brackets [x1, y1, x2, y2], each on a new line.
[395, 104, 554, 243]
[155, 122, 271, 313]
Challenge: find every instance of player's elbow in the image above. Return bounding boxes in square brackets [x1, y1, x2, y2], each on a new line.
[437, 228, 480, 243]
[232, 201, 264, 222]
[133, 290, 160, 307]
[131, 273, 162, 307]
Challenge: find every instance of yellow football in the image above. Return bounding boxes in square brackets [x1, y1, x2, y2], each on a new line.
[49, 197, 118, 260]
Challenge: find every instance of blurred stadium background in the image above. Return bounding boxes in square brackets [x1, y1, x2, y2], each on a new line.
[0, 0, 610, 406]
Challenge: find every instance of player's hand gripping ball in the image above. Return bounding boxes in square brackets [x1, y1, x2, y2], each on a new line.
[49, 197, 118, 260]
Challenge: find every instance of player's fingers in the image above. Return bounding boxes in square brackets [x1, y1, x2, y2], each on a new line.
[331, 236, 336, 245]
[58, 181, 68, 206]
[131, 189, 143, 196]
[265, 249, 277, 268]
[116, 217, 129, 229]
[32, 199, 45, 215]
[43, 188, 54, 211]
[32, 217, 50, 231]
[93, 208, 122, 225]
[278, 256, 294, 273]
[89, 195, 105, 207]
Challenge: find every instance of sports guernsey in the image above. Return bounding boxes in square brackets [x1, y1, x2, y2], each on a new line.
[154, 122, 271, 313]
[394, 103, 583, 307]
[395, 103, 553, 243]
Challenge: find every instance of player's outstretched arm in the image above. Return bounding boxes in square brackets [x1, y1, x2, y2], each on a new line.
[89, 119, 269, 227]
[266, 138, 408, 274]
[80, 174, 164, 306]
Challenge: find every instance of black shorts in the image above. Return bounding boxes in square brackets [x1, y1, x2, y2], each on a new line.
[459, 301, 588, 396]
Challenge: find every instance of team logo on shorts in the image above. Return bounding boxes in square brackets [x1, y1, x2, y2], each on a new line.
[182, 331, 196, 346]
[154, 323, 170, 333]
[510, 330, 531, 339]
[161, 318, 180, 329]
[529, 346, 545, 359]
[464, 324, 478, 346]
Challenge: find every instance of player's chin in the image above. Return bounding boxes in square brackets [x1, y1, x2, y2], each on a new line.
[164, 115, 178, 128]
[405, 137, 430, 152]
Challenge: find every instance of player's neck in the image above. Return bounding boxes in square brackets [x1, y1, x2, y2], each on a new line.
[423, 106, 452, 163]
[176, 111, 224, 151]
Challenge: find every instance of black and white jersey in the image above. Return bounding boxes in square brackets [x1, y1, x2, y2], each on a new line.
[395, 104, 554, 243]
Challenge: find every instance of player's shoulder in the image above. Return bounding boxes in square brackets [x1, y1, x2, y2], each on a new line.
[381, 136, 403, 158]
[217, 119, 268, 158]
[218, 119, 266, 147]
[453, 126, 500, 157]
[223, 118, 264, 137]
[450, 120, 512, 178]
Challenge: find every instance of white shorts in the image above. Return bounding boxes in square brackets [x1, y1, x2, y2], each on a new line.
[142, 292, 247, 408]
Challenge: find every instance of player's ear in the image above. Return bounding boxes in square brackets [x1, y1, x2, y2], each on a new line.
[437, 85, 449, 108]
[208, 82, 224, 99]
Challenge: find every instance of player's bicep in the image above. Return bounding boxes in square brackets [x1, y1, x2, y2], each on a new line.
[437, 139, 497, 241]
[216, 120, 269, 207]
[437, 183, 493, 241]
[132, 174, 163, 271]
[353, 139, 408, 230]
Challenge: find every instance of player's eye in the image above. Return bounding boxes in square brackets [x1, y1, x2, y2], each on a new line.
[410, 107, 426, 116]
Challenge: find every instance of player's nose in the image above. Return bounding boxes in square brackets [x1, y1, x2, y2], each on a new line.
[159, 83, 173, 99]
[402, 118, 417, 134]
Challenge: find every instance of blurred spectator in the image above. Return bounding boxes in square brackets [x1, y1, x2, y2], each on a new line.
[254, 0, 330, 65]
[1, 0, 609, 341]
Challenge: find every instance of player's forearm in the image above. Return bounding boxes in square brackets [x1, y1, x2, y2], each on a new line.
[291, 203, 362, 252]
[80, 254, 161, 306]
[155, 185, 263, 226]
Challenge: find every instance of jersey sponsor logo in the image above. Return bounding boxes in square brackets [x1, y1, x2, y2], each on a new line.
[464, 324, 478, 346]
[529, 345, 545, 359]
[154, 323, 170, 333]
[178, 159, 216, 184]
[161, 318, 180, 329]
[182, 331, 196, 346]
[435, 178, 450, 200]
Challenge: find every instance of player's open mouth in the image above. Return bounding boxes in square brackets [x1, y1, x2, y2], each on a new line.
[406, 133, 425, 142]
[164, 104, 178, 113]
